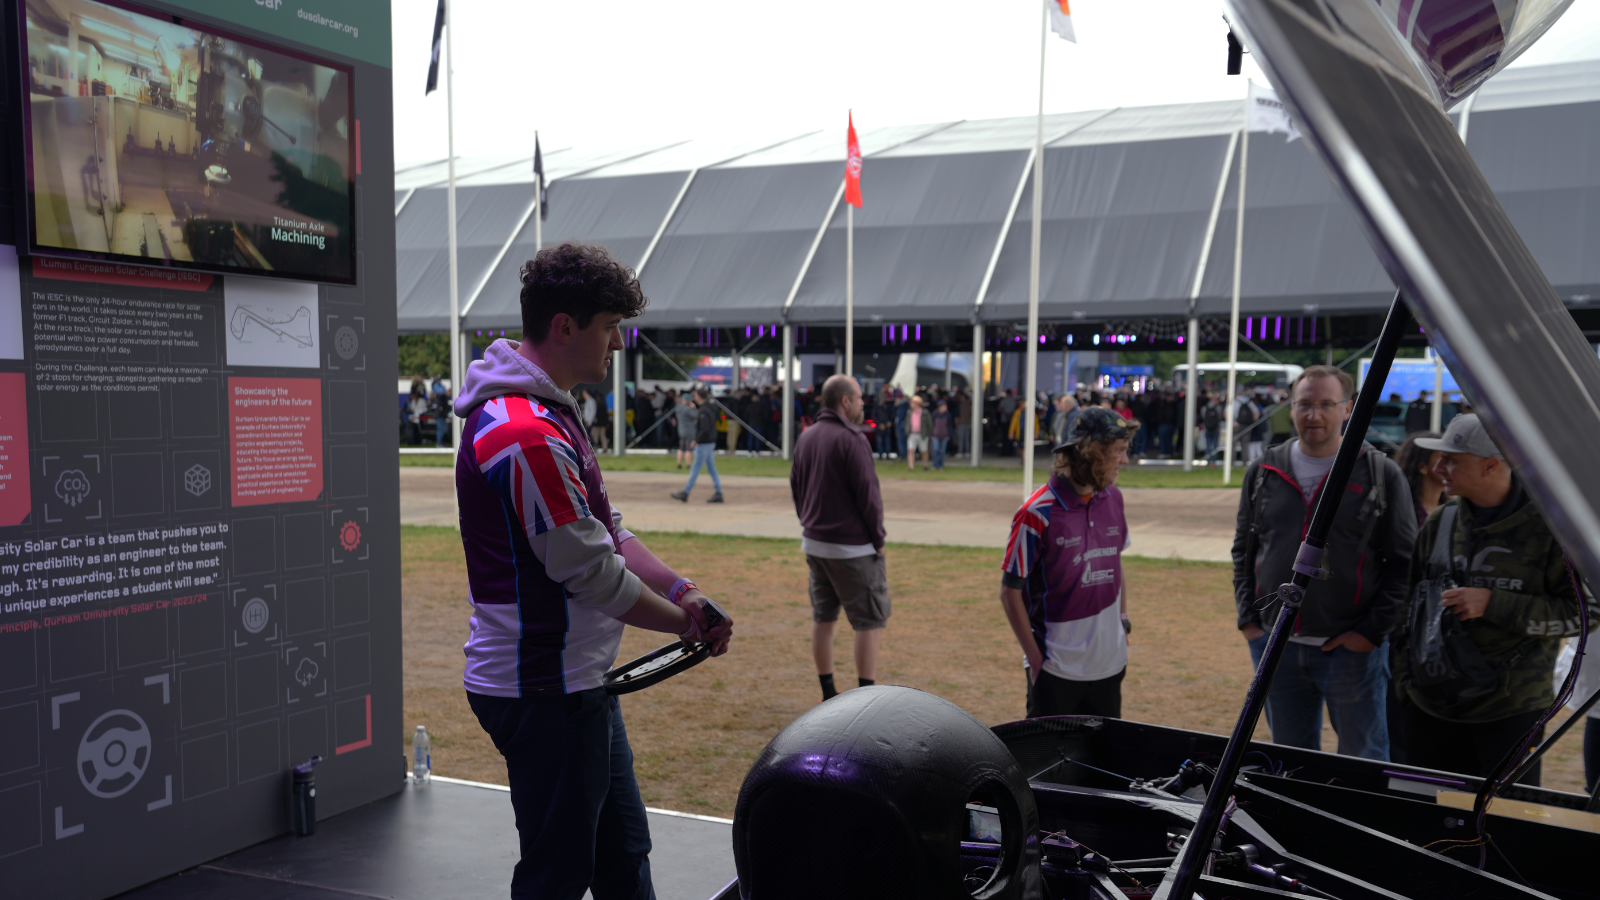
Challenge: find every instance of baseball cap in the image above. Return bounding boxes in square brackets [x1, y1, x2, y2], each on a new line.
[1413, 413, 1504, 460]
[1055, 406, 1136, 452]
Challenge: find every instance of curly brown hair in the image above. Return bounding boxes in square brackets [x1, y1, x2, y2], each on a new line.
[519, 242, 648, 343]
[1052, 427, 1137, 491]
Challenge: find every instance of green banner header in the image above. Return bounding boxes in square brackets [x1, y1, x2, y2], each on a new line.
[160, 0, 391, 68]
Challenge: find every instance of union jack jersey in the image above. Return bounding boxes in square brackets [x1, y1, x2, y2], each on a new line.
[457, 392, 623, 696]
[1002, 476, 1130, 681]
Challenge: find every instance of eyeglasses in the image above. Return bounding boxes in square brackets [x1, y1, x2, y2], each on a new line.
[1292, 400, 1347, 413]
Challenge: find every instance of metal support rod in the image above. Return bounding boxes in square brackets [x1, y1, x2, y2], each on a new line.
[636, 334, 781, 453]
[1506, 683, 1600, 787]
[971, 324, 985, 466]
[1162, 290, 1408, 900]
[1182, 317, 1199, 471]
[1238, 335, 1283, 366]
[782, 324, 794, 460]
[612, 348, 624, 457]
[626, 406, 671, 449]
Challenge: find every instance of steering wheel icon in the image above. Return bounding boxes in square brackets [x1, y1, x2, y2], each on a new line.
[77, 710, 152, 799]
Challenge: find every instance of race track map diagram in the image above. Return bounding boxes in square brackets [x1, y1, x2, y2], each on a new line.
[229, 304, 316, 349]
[0, 255, 399, 900]
[223, 279, 321, 369]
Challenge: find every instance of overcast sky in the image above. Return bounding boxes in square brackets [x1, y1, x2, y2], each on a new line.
[387, 1, 1600, 168]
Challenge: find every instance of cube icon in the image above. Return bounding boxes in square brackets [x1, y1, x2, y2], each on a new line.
[184, 464, 212, 497]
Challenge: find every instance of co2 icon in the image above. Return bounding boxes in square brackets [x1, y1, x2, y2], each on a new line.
[78, 710, 152, 798]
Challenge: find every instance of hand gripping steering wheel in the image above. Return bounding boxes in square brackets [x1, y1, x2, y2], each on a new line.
[603, 602, 726, 696]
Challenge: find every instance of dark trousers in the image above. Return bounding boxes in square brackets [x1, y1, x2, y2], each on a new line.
[1396, 694, 1545, 786]
[1026, 668, 1124, 719]
[1157, 423, 1175, 457]
[467, 689, 656, 900]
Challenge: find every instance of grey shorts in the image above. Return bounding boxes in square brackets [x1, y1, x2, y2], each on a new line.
[807, 554, 890, 630]
[679, 434, 695, 452]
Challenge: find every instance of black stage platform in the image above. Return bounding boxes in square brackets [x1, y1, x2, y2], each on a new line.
[115, 777, 736, 900]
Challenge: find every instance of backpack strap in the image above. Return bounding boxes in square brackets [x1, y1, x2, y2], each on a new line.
[1245, 462, 1269, 566]
[1353, 449, 1389, 563]
[1429, 503, 1457, 579]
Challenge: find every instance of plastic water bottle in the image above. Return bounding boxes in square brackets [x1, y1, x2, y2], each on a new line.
[411, 726, 431, 784]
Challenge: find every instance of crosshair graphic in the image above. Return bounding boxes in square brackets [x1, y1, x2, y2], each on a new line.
[242, 597, 270, 633]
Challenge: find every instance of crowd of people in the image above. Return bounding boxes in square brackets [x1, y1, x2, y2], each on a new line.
[444, 240, 1598, 900]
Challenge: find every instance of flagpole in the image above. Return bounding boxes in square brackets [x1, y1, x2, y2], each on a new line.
[1023, 0, 1047, 499]
[846, 203, 854, 378]
[445, 1, 462, 451]
[1223, 111, 1248, 486]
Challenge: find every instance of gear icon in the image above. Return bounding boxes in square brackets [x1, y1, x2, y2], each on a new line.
[339, 520, 362, 552]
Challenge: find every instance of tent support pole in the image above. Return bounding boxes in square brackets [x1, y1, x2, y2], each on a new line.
[612, 349, 624, 457]
[1183, 129, 1238, 473]
[972, 324, 985, 466]
[1223, 124, 1248, 486]
[1183, 317, 1200, 470]
[782, 325, 794, 460]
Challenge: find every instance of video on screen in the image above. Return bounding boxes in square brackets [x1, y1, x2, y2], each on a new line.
[21, 0, 355, 283]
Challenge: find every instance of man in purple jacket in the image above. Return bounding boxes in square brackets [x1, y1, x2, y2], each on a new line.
[455, 243, 733, 900]
[790, 374, 888, 701]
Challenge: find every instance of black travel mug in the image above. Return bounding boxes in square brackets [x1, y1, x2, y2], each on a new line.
[291, 755, 322, 836]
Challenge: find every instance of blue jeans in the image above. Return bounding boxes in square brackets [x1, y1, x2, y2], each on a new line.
[931, 437, 948, 469]
[467, 689, 655, 900]
[1247, 633, 1391, 760]
[896, 424, 908, 459]
[1204, 429, 1219, 459]
[1157, 423, 1175, 457]
[1132, 425, 1147, 456]
[683, 443, 721, 495]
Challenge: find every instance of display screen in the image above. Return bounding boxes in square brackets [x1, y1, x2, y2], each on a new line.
[18, 0, 356, 284]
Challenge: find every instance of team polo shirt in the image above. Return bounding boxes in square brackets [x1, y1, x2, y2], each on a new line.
[1002, 476, 1131, 682]
[456, 393, 623, 696]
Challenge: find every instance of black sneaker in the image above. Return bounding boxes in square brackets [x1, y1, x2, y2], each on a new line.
[670, 491, 688, 502]
[706, 492, 724, 504]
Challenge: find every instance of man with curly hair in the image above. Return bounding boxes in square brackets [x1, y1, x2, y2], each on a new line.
[1000, 407, 1138, 718]
[453, 242, 734, 900]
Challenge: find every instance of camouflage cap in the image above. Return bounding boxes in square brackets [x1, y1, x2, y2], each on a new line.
[1059, 406, 1136, 451]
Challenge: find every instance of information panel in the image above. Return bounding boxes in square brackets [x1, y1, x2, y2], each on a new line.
[0, 2, 398, 896]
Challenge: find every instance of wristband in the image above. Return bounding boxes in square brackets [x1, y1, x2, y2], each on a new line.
[668, 578, 697, 606]
[1121, 615, 1132, 635]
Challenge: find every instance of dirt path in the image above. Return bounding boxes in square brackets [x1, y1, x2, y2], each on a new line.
[398, 527, 1591, 819]
[401, 467, 1240, 560]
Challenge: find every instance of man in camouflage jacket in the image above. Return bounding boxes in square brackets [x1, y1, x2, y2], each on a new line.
[1392, 415, 1599, 783]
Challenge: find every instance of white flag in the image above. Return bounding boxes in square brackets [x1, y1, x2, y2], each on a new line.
[1246, 82, 1301, 142]
[1047, 0, 1076, 43]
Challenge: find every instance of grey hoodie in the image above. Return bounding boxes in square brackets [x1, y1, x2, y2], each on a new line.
[455, 340, 640, 618]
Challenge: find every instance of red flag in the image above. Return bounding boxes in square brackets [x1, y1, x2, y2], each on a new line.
[844, 113, 863, 208]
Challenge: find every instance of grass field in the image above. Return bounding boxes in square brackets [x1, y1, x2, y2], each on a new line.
[400, 450, 1242, 488]
[398, 526, 1590, 818]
